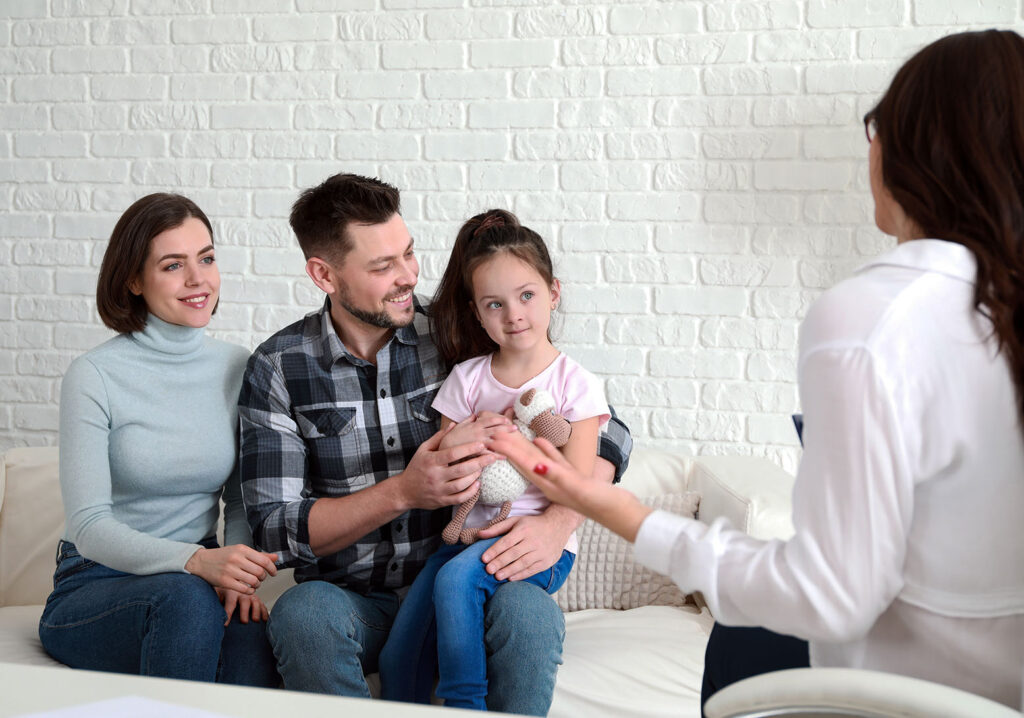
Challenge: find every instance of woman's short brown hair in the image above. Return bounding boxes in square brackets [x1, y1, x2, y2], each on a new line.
[96, 193, 213, 334]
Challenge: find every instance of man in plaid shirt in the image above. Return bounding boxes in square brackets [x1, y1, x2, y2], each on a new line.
[238, 174, 631, 714]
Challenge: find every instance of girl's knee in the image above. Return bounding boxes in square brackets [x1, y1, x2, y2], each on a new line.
[434, 550, 491, 598]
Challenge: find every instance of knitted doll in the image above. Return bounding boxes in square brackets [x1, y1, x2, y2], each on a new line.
[442, 388, 572, 545]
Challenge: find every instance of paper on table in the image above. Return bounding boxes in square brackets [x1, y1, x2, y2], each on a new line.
[15, 696, 232, 718]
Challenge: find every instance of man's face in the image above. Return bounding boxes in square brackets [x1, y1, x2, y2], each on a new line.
[331, 214, 419, 330]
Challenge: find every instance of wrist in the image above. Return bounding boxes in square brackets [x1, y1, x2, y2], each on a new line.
[385, 471, 414, 513]
[541, 503, 582, 537]
[184, 547, 204, 575]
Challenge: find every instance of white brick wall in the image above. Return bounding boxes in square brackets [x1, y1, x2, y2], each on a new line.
[1, 2, 1021, 473]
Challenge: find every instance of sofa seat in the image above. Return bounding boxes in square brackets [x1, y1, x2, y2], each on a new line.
[0, 445, 795, 717]
[556, 604, 715, 717]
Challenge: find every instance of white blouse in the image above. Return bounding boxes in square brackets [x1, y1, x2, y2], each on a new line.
[635, 240, 1024, 708]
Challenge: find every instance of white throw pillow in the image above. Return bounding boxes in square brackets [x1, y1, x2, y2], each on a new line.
[554, 492, 701, 612]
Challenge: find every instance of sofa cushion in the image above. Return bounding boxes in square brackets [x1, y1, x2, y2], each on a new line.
[555, 492, 700, 612]
[0, 605, 64, 667]
[555, 604, 713, 718]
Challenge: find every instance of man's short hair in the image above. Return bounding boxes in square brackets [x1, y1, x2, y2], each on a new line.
[289, 173, 402, 265]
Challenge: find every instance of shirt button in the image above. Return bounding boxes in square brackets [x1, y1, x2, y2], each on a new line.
[395, 523, 403, 532]
[390, 563, 398, 572]
[387, 437, 395, 447]
[380, 388, 386, 398]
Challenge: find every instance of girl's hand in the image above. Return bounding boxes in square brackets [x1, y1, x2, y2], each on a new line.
[440, 412, 515, 451]
[216, 587, 269, 625]
[185, 544, 278, 594]
[486, 432, 590, 511]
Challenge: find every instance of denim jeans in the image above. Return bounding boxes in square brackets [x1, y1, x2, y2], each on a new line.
[379, 537, 575, 712]
[37, 540, 278, 687]
[266, 580, 401, 697]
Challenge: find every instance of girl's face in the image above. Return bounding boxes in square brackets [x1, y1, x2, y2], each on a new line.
[128, 216, 220, 328]
[470, 252, 560, 357]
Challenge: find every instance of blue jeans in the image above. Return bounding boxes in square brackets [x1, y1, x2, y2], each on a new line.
[379, 537, 575, 712]
[267, 581, 401, 697]
[37, 540, 278, 687]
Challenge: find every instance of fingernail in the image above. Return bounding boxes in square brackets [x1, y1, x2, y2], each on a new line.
[534, 463, 548, 475]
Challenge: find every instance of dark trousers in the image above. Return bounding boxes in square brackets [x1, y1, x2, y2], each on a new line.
[701, 622, 810, 715]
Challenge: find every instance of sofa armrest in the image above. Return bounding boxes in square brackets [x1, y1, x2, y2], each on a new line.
[688, 456, 794, 541]
[0, 447, 63, 608]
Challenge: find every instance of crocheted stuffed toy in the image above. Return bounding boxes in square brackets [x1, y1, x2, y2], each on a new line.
[442, 388, 572, 545]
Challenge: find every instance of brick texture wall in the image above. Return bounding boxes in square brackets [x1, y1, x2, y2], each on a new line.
[2, 1, 1021, 471]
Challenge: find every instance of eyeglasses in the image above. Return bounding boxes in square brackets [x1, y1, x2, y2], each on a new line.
[864, 114, 878, 143]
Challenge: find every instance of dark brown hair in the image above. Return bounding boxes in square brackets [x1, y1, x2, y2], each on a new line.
[96, 193, 213, 334]
[864, 29, 1024, 423]
[430, 209, 556, 369]
[289, 173, 401, 265]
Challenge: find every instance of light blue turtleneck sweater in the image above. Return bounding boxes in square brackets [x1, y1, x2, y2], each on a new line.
[58, 315, 252, 575]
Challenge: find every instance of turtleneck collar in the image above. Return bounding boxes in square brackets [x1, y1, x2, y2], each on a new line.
[131, 313, 207, 356]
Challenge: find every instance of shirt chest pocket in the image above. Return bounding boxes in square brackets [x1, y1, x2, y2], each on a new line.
[294, 407, 372, 492]
[405, 386, 441, 446]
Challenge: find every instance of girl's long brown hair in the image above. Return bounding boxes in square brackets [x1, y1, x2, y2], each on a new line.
[430, 209, 555, 369]
[866, 29, 1024, 423]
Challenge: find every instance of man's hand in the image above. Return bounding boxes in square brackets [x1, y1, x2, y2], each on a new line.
[476, 512, 574, 582]
[393, 423, 498, 510]
[216, 587, 269, 625]
[439, 412, 515, 451]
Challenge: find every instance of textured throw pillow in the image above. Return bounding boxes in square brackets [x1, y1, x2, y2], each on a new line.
[554, 492, 701, 612]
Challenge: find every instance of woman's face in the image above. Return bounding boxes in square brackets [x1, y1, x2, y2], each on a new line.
[869, 134, 922, 243]
[869, 135, 899, 236]
[128, 216, 220, 328]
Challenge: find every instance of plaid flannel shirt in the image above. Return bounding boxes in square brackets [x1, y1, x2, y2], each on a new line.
[239, 296, 632, 594]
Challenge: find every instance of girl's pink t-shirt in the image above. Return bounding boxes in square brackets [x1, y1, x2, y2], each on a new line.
[431, 352, 610, 553]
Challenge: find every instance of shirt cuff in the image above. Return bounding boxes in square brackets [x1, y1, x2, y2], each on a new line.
[633, 509, 688, 577]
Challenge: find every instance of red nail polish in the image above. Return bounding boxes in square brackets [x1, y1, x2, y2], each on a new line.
[534, 463, 548, 475]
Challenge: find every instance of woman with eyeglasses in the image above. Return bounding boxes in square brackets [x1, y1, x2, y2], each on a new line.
[488, 29, 1024, 711]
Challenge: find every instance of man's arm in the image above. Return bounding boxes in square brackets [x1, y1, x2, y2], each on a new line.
[305, 427, 495, 556]
[239, 350, 496, 562]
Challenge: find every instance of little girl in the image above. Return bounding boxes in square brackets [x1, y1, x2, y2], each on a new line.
[379, 209, 610, 711]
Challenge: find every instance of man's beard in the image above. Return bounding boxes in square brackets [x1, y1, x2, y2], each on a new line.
[337, 285, 415, 330]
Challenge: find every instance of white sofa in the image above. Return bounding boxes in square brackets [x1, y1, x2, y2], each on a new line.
[0, 445, 795, 718]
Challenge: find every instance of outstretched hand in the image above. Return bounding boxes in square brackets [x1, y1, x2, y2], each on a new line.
[485, 432, 590, 512]
[486, 432, 653, 543]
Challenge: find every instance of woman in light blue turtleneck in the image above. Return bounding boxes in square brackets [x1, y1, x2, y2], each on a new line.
[38, 194, 280, 686]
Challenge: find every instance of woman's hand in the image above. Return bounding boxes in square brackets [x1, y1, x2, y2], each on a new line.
[486, 432, 591, 511]
[185, 544, 278, 594]
[486, 432, 653, 543]
[216, 588, 269, 625]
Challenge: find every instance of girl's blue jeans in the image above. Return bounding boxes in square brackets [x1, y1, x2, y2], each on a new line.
[379, 536, 575, 711]
[37, 539, 278, 687]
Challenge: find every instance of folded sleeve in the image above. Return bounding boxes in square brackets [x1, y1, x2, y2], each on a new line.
[238, 349, 319, 567]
